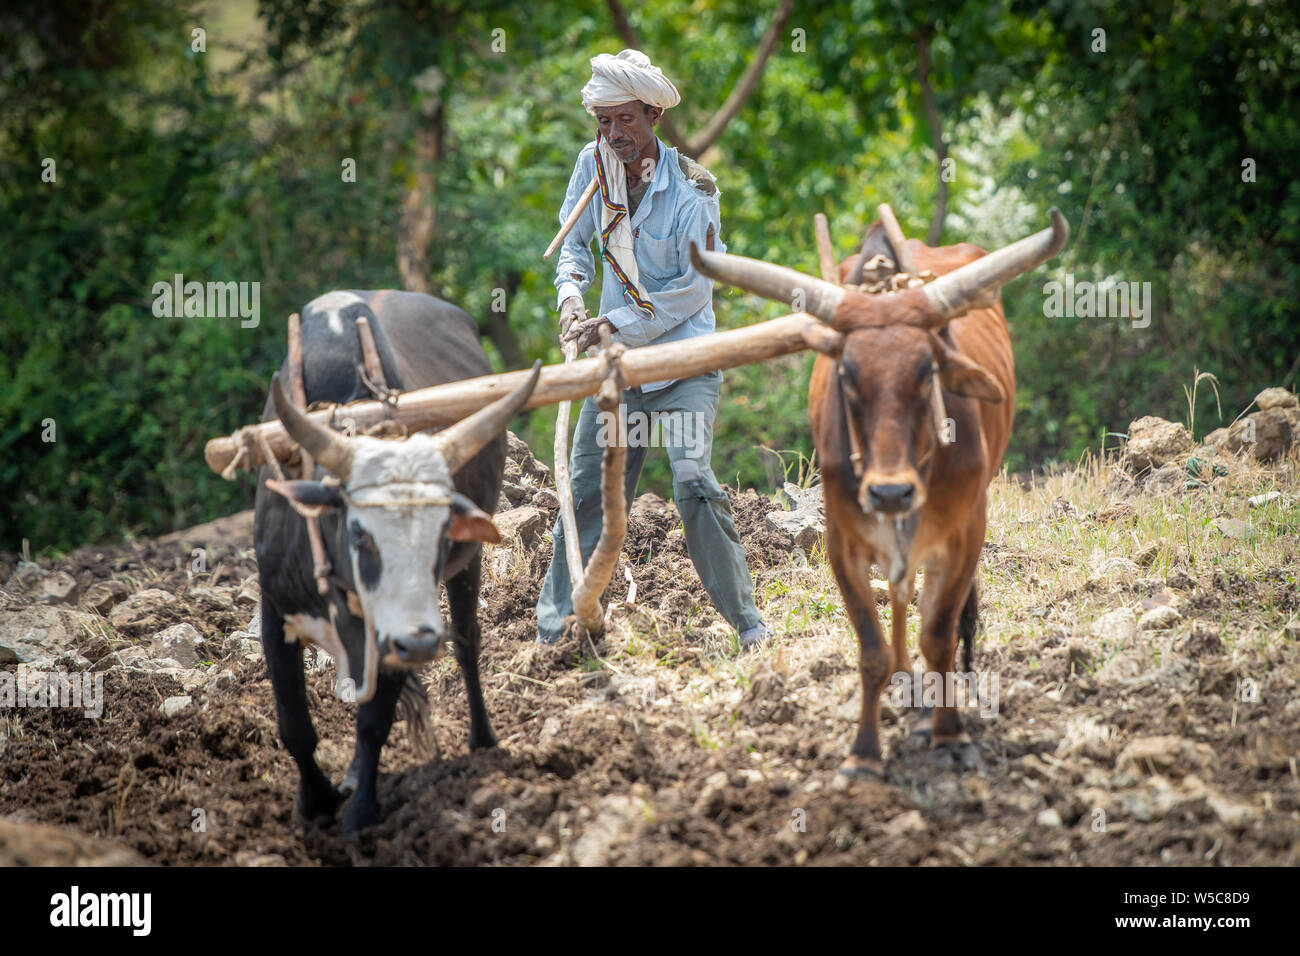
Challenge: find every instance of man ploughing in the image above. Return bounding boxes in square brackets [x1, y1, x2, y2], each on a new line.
[536, 49, 771, 648]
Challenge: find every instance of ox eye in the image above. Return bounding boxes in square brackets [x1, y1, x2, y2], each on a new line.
[351, 523, 377, 554]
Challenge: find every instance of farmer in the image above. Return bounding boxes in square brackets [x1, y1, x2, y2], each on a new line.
[536, 49, 771, 648]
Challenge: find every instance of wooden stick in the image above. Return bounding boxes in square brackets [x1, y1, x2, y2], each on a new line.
[814, 213, 838, 284]
[877, 202, 917, 275]
[206, 312, 812, 476]
[544, 176, 600, 260]
[552, 339, 585, 591]
[287, 313, 331, 595]
[571, 336, 629, 636]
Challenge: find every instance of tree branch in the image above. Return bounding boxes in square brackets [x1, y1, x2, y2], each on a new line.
[604, 0, 791, 157]
[684, 0, 793, 156]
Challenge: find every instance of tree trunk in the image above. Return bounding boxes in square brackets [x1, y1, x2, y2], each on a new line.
[917, 30, 948, 246]
[481, 270, 527, 370]
[397, 104, 443, 295]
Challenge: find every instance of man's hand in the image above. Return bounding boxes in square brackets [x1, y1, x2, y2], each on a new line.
[563, 315, 616, 352]
[559, 295, 589, 337]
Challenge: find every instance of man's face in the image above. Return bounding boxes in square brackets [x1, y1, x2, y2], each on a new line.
[595, 100, 662, 164]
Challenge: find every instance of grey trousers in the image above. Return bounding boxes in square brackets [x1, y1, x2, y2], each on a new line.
[536, 370, 762, 639]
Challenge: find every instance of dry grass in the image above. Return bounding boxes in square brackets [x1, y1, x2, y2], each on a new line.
[559, 445, 1299, 760]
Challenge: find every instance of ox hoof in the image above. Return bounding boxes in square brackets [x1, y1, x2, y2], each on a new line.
[342, 796, 378, 839]
[339, 761, 360, 796]
[836, 755, 885, 780]
[296, 782, 343, 821]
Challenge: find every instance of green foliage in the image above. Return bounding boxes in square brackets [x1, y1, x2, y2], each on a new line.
[1, 0, 1297, 550]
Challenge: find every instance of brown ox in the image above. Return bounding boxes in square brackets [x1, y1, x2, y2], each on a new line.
[691, 210, 1067, 777]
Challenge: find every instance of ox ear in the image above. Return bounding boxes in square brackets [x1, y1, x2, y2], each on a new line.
[928, 332, 1004, 404]
[265, 479, 345, 518]
[801, 321, 845, 358]
[448, 492, 501, 544]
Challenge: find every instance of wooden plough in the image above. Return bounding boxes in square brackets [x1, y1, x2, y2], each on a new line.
[205, 306, 818, 639]
[205, 206, 918, 639]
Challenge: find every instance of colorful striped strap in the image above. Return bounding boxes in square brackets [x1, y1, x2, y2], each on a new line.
[594, 144, 655, 318]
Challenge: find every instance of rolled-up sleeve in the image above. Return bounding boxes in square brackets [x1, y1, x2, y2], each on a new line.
[605, 194, 721, 348]
[554, 150, 598, 310]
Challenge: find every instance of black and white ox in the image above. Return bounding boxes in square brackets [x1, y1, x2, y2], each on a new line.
[254, 290, 539, 837]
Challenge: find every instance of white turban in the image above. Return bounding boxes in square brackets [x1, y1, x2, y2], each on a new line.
[581, 49, 681, 114]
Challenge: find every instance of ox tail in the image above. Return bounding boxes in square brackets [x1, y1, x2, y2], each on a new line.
[959, 579, 979, 674]
[397, 672, 438, 760]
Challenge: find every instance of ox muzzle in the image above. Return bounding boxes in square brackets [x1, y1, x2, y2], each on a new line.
[380, 629, 450, 669]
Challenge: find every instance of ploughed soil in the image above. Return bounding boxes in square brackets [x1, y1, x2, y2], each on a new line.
[2, 472, 1299, 866]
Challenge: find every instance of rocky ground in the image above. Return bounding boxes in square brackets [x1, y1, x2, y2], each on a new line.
[2, 390, 1298, 866]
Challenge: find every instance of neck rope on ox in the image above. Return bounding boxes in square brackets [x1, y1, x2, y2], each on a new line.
[835, 359, 952, 483]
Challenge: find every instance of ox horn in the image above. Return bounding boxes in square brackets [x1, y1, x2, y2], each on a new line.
[921, 208, 1069, 322]
[433, 360, 542, 475]
[271, 374, 354, 481]
[689, 244, 845, 324]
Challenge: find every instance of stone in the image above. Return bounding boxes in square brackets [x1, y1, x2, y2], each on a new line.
[1092, 556, 1139, 579]
[234, 577, 260, 607]
[81, 580, 129, 614]
[0, 817, 148, 866]
[2, 562, 45, 594]
[30, 571, 80, 606]
[1123, 417, 1193, 475]
[1212, 517, 1249, 539]
[780, 482, 824, 514]
[885, 810, 927, 836]
[1249, 491, 1282, 508]
[109, 588, 174, 632]
[160, 695, 193, 718]
[1224, 406, 1299, 461]
[532, 488, 560, 510]
[765, 509, 824, 550]
[150, 623, 204, 668]
[1138, 605, 1182, 630]
[570, 795, 648, 866]
[505, 430, 550, 483]
[1036, 808, 1063, 828]
[188, 586, 236, 611]
[1117, 735, 1213, 776]
[155, 667, 209, 694]
[205, 668, 237, 691]
[1254, 387, 1298, 410]
[1091, 607, 1137, 644]
[0, 604, 97, 668]
[1205, 791, 1259, 828]
[493, 506, 546, 550]
[1144, 463, 1188, 494]
[1134, 543, 1160, 567]
[91, 646, 149, 671]
[1203, 427, 1230, 448]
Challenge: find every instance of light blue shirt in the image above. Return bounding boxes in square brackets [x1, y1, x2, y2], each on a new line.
[554, 137, 726, 391]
